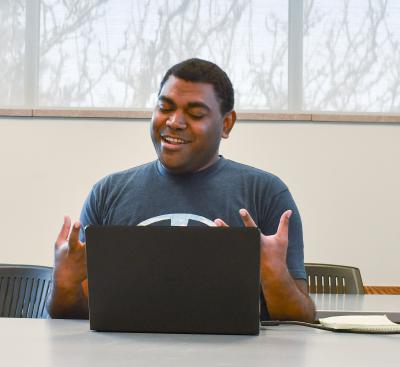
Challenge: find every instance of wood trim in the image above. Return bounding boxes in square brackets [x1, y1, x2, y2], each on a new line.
[237, 112, 311, 121]
[32, 108, 152, 119]
[312, 113, 400, 123]
[1, 108, 400, 123]
[0, 108, 32, 117]
[364, 286, 400, 295]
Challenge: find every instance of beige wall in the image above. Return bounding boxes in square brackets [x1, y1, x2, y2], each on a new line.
[0, 117, 399, 285]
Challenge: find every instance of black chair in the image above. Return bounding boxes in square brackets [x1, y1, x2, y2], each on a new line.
[305, 263, 364, 294]
[0, 264, 53, 318]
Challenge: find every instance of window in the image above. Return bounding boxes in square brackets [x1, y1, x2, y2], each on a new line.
[303, 0, 400, 112]
[1, 0, 399, 113]
[0, 0, 26, 107]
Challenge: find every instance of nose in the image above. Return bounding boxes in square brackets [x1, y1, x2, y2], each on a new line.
[166, 111, 187, 130]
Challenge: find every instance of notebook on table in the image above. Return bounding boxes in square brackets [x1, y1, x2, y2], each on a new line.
[85, 225, 260, 335]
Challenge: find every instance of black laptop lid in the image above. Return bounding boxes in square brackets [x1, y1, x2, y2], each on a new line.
[85, 226, 260, 335]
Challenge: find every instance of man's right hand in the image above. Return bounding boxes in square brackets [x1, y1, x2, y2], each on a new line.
[47, 216, 89, 319]
[54, 216, 87, 287]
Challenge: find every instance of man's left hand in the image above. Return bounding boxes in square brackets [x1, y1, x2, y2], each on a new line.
[214, 209, 315, 322]
[214, 208, 292, 278]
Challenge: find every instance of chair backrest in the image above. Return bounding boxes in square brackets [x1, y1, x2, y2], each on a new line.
[305, 263, 364, 294]
[0, 264, 53, 318]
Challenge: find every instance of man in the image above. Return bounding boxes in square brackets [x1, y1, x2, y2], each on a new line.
[47, 58, 315, 322]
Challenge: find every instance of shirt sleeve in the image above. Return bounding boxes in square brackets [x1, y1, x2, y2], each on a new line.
[79, 183, 103, 242]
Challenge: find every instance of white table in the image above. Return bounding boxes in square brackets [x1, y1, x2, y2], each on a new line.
[1, 318, 399, 367]
[311, 293, 400, 322]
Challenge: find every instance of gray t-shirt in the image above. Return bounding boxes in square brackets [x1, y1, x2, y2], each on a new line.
[79, 157, 306, 319]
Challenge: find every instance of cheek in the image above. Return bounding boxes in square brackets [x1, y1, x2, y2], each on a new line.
[151, 116, 163, 135]
[150, 121, 161, 147]
[194, 121, 221, 140]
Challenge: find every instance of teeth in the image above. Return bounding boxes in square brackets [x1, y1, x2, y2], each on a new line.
[163, 136, 186, 144]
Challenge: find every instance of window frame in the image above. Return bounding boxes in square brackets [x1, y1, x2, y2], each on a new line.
[2, 0, 399, 123]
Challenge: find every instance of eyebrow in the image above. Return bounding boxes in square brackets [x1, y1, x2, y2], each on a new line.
[187, 102, 210, 112]
[158, 96, 176, 108]
[158, 96, 211, 112]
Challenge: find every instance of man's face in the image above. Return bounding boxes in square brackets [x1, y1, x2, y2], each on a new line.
[151, 75, 233, 174]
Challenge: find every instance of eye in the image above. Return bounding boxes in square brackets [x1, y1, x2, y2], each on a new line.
[188, 109, 207, 119]
[158, 102, 173, 112]
[188, 113, 203, 120]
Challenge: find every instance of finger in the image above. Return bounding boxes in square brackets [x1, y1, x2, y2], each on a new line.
[214, 218, 229, 227]
[55, 216, 71, 248]
[276, 210, 292, 239]
[68, 221, 82, 252]
[239, 209, 257, 228]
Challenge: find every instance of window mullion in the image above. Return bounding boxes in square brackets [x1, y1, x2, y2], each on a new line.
[288, 0, 303, 112]
[24, 0, 41, 107]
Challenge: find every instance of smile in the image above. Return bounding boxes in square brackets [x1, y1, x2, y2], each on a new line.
[161, 135, 189, 145]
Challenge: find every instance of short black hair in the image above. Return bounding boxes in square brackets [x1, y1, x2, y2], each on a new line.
[158, 58, 234, 115]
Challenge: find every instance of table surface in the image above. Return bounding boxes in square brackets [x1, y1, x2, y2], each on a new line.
[311, 293, 400, 322]
[2, 294, 400, 367]
[1, 318, 399, 367]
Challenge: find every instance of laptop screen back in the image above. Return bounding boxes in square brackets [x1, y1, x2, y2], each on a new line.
[85, 226, 260, 335]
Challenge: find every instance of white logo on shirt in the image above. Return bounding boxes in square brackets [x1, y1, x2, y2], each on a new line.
[138, 213, 215, 226]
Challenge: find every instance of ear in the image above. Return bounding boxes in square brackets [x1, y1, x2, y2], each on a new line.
[221, 111, 236, 139]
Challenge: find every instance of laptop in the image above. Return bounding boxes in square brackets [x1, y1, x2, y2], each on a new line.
[85, 225, 260, 335]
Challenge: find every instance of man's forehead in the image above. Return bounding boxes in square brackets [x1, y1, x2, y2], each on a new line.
[159, 75, 219, 105]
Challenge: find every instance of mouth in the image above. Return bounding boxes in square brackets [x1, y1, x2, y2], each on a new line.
[161, 135, 190, 145]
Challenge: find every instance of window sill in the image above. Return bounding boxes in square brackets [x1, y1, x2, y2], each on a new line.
[1, 108, 400, 123]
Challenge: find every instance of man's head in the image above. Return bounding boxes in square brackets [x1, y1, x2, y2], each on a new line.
[151, 59, 236, 174]
[158, 58, 234, 115]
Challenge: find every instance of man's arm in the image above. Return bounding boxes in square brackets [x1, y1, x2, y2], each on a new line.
[47, 217, 89, 319]
[259, 258, 315, 322]
[215, 209, 316, 322]
[256, 210, 315, 321]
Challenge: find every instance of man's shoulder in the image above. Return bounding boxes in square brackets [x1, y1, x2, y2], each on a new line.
[94, 161, 157, 190]
[224, 159, 284, 183]
[109, 161, 157, 178]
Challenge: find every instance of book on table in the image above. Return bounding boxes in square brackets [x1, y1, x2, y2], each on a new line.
[319, 315, 400, 333]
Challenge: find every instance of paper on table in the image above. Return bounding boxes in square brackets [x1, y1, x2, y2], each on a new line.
[319, 315, 400, 333]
